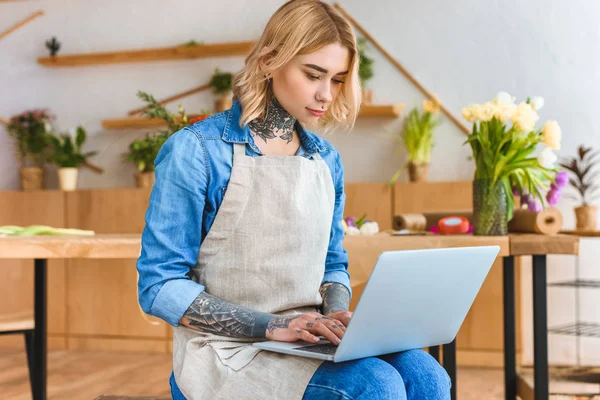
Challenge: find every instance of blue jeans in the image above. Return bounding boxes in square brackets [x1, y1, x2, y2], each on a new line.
[169, 349, 451, 399]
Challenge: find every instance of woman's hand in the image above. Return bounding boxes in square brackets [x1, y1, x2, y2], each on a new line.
[265, 312, 346, 345]
[325, 310, 353, 328]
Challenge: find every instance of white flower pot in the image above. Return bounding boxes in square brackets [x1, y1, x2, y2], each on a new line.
[58, 167, 79, 191]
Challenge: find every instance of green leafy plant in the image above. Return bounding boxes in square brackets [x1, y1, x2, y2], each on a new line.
[209, 68, 233, 95]
[6, 109, 54, 167]
[126, 91, 211, 173]
[357, 37, 374, 88]
[123, 132, 168, 173]
[389, 100, 441, 185]
[462, 92, 561, 221]
[560, 145, 600, 206]
[136, 91, 190, 135]
[48, 126, 97, 168]
[45, 37, 61, 57]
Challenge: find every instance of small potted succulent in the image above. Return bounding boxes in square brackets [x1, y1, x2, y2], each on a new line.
[48, 126, 98, 191]
[358, 37, 374, 105]
[209, 68, 233, 113]
[6, 109, 54, 190]
[560, 145, 599, 230]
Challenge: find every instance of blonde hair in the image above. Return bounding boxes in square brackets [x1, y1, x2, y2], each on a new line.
[232, 0, 361, 132]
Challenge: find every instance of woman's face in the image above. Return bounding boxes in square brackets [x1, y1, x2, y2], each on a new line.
[270, 43, 350, 125]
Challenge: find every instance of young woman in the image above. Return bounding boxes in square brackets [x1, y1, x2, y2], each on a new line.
[136, 1, 451, 398]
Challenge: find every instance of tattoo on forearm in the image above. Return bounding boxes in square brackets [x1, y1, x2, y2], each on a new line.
[182, 292, 272, 338]
[319, 283, 351, 315]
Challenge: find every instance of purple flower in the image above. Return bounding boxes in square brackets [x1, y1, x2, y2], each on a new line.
[345, 217, 357, 228]
[512, 186, 520, 196]
[546, 189, 561, 207]
[555, 171, 568, 188]
[528, 200, 542, 212]
[521, 193, 531, 205]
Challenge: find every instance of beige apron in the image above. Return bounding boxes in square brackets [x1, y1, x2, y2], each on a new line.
[173, 142, 336, 400]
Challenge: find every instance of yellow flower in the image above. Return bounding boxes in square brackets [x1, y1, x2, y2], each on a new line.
[542, 120, 561, 150]
[494, 103, 517, 123]
[423, 96, 440, 114]
[462, 106, 476, 123]
[512, 102, 539, 132]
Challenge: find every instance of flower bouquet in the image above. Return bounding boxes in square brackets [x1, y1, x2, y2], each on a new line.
[462, 92, 562, 235]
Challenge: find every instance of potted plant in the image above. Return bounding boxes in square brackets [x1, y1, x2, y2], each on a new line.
[210, 68, 233, 113]
[6, 109, 54, 190]
[390, 98, 441, 184]
[462, 92, 561, 235]
[358, 37, 374, 105]
[48, 126, 98, 191]
[560, 145, 599, 230]
[126, 91, 211, 188]
[123, 132, 168, 188]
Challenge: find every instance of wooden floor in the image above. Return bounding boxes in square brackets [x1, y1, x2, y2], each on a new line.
[0, 349, 505, 399]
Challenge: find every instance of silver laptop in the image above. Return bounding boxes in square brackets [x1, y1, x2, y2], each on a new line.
[252, 246, 500, 362]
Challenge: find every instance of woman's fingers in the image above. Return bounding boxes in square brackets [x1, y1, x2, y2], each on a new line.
[305, 321, 341, 344]
[296, 328, 319, 343]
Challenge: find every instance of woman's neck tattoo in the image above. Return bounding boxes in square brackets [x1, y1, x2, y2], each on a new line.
[248, 91, 296, 144]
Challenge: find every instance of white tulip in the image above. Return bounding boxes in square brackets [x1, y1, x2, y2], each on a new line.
[346, 226, 361, 236]
[495, 92, 516, 106]
[359, 221, 380, 236]
[537, 147, 557, 169]
[531, 96, 545, 110]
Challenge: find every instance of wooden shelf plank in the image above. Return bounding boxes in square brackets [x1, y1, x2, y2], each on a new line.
[358, 103, 404, 118]
[102, 103, 405, 129]
[101, 115, 204, 130]
[37, 41, 256, 67]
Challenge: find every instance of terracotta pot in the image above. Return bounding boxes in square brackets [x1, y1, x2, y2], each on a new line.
[362, 88, 373, 106]
[407, 161, 429, 182]
[135, 172, 155, 188]
[574, 205, 598, 230]
[58, 167, 79, 191]
[214, 93, 233, 113]
[20, 166, 45, 191]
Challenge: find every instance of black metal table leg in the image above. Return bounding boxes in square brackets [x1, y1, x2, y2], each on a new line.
[503, 256, 516, 400]
[443, 339, 457, 400]
[532, 255, 549, 400]
[34, 258, 47, 400]
[429, 345, 440, 362]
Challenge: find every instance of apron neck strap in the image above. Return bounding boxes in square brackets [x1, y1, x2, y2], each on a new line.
[233, 143, 246, 155]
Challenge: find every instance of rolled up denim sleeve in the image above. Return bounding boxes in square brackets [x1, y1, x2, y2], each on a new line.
[136, 127, 207, 326]
[321, 151, 352, 298]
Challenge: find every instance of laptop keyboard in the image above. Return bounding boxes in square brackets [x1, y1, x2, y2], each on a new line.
[293, 343, 338, 355]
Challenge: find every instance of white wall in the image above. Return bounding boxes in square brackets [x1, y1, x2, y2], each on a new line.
[2, 0, 599, 225]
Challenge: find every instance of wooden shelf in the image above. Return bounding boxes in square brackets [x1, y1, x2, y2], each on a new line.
[103, 103, 405, 129]
[102, 116, 204, 130]
[37, 41, 256, 67]
[358, 103, 404, 118]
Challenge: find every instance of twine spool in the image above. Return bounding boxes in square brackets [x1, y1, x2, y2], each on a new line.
[508, 208, 563, 235]
[393, 214, 427, 231]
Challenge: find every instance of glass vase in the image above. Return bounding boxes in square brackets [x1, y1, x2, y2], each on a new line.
[472, 179, 508, 236]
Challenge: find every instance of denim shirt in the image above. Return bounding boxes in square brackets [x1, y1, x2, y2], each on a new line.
[136, 100, 352, 327]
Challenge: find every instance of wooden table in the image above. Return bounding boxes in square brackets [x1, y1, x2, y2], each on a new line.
[0, 234, 142, 400]
[504, 234, 580, 400]
[0, 233, 580, 400]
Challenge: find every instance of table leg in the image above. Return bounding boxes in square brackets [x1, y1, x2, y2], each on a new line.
[429, 345, 440, 362]
[33, 258, 47, 400]
[443, 339, 456, 400]
[532, 255, 549, 400]
[503, 256, 516, 400]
